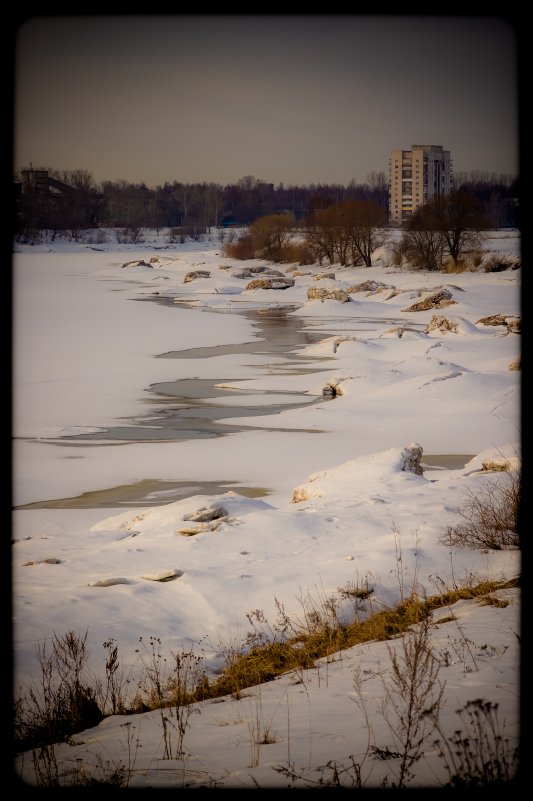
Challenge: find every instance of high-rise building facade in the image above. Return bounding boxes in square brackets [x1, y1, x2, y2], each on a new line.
[388, 144, 453, 225]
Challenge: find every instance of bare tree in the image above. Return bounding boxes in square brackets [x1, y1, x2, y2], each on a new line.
[343, 199, 388, 267]
[397, 224, 447, 271]
[365, 171, 388, 192]
[250, 213, 295, 262]
[414, 191, 489, 266]
[303, 204, 344, 265]
[206, 182, 225, 228]
[196, 182, 225, 230]
[178, 183, 198, 226]
[304, 200, 387, 267]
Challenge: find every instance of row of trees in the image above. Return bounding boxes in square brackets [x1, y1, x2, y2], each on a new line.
[14, 169, 389, 238]
[225, 190, 491, 271]
[14, 167, 518, 239]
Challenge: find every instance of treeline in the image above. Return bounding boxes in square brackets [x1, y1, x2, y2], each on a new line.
[13, 167, 518, 239]
[13, 169, 388, 239]
[453, 171, 519, 230]
[224, 190, 504, 272]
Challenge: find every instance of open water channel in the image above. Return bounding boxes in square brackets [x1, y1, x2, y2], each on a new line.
[16, 302, 473, 509]
[62, 304, 336, 444]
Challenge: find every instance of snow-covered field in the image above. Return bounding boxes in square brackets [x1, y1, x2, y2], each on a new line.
[12, 227, 521, 788]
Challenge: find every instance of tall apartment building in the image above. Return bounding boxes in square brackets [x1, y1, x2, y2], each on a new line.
[388, 144, 453, 225]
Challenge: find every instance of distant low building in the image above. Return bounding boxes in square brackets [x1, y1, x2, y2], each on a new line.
[20, 168, 76, 197]
[388, 144, 453, 225]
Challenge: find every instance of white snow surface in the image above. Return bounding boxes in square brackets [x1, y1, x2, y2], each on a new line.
[12, 228, 522, 789]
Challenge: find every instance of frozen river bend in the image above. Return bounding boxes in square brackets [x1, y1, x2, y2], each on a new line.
[12, 229, 520, 691]
[13, 230, 520, 509]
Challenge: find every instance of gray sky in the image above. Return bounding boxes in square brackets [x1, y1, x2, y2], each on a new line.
[13, 14, 519, 188]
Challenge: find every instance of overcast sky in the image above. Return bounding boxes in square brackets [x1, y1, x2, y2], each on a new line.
[13, 14, 519, 188]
